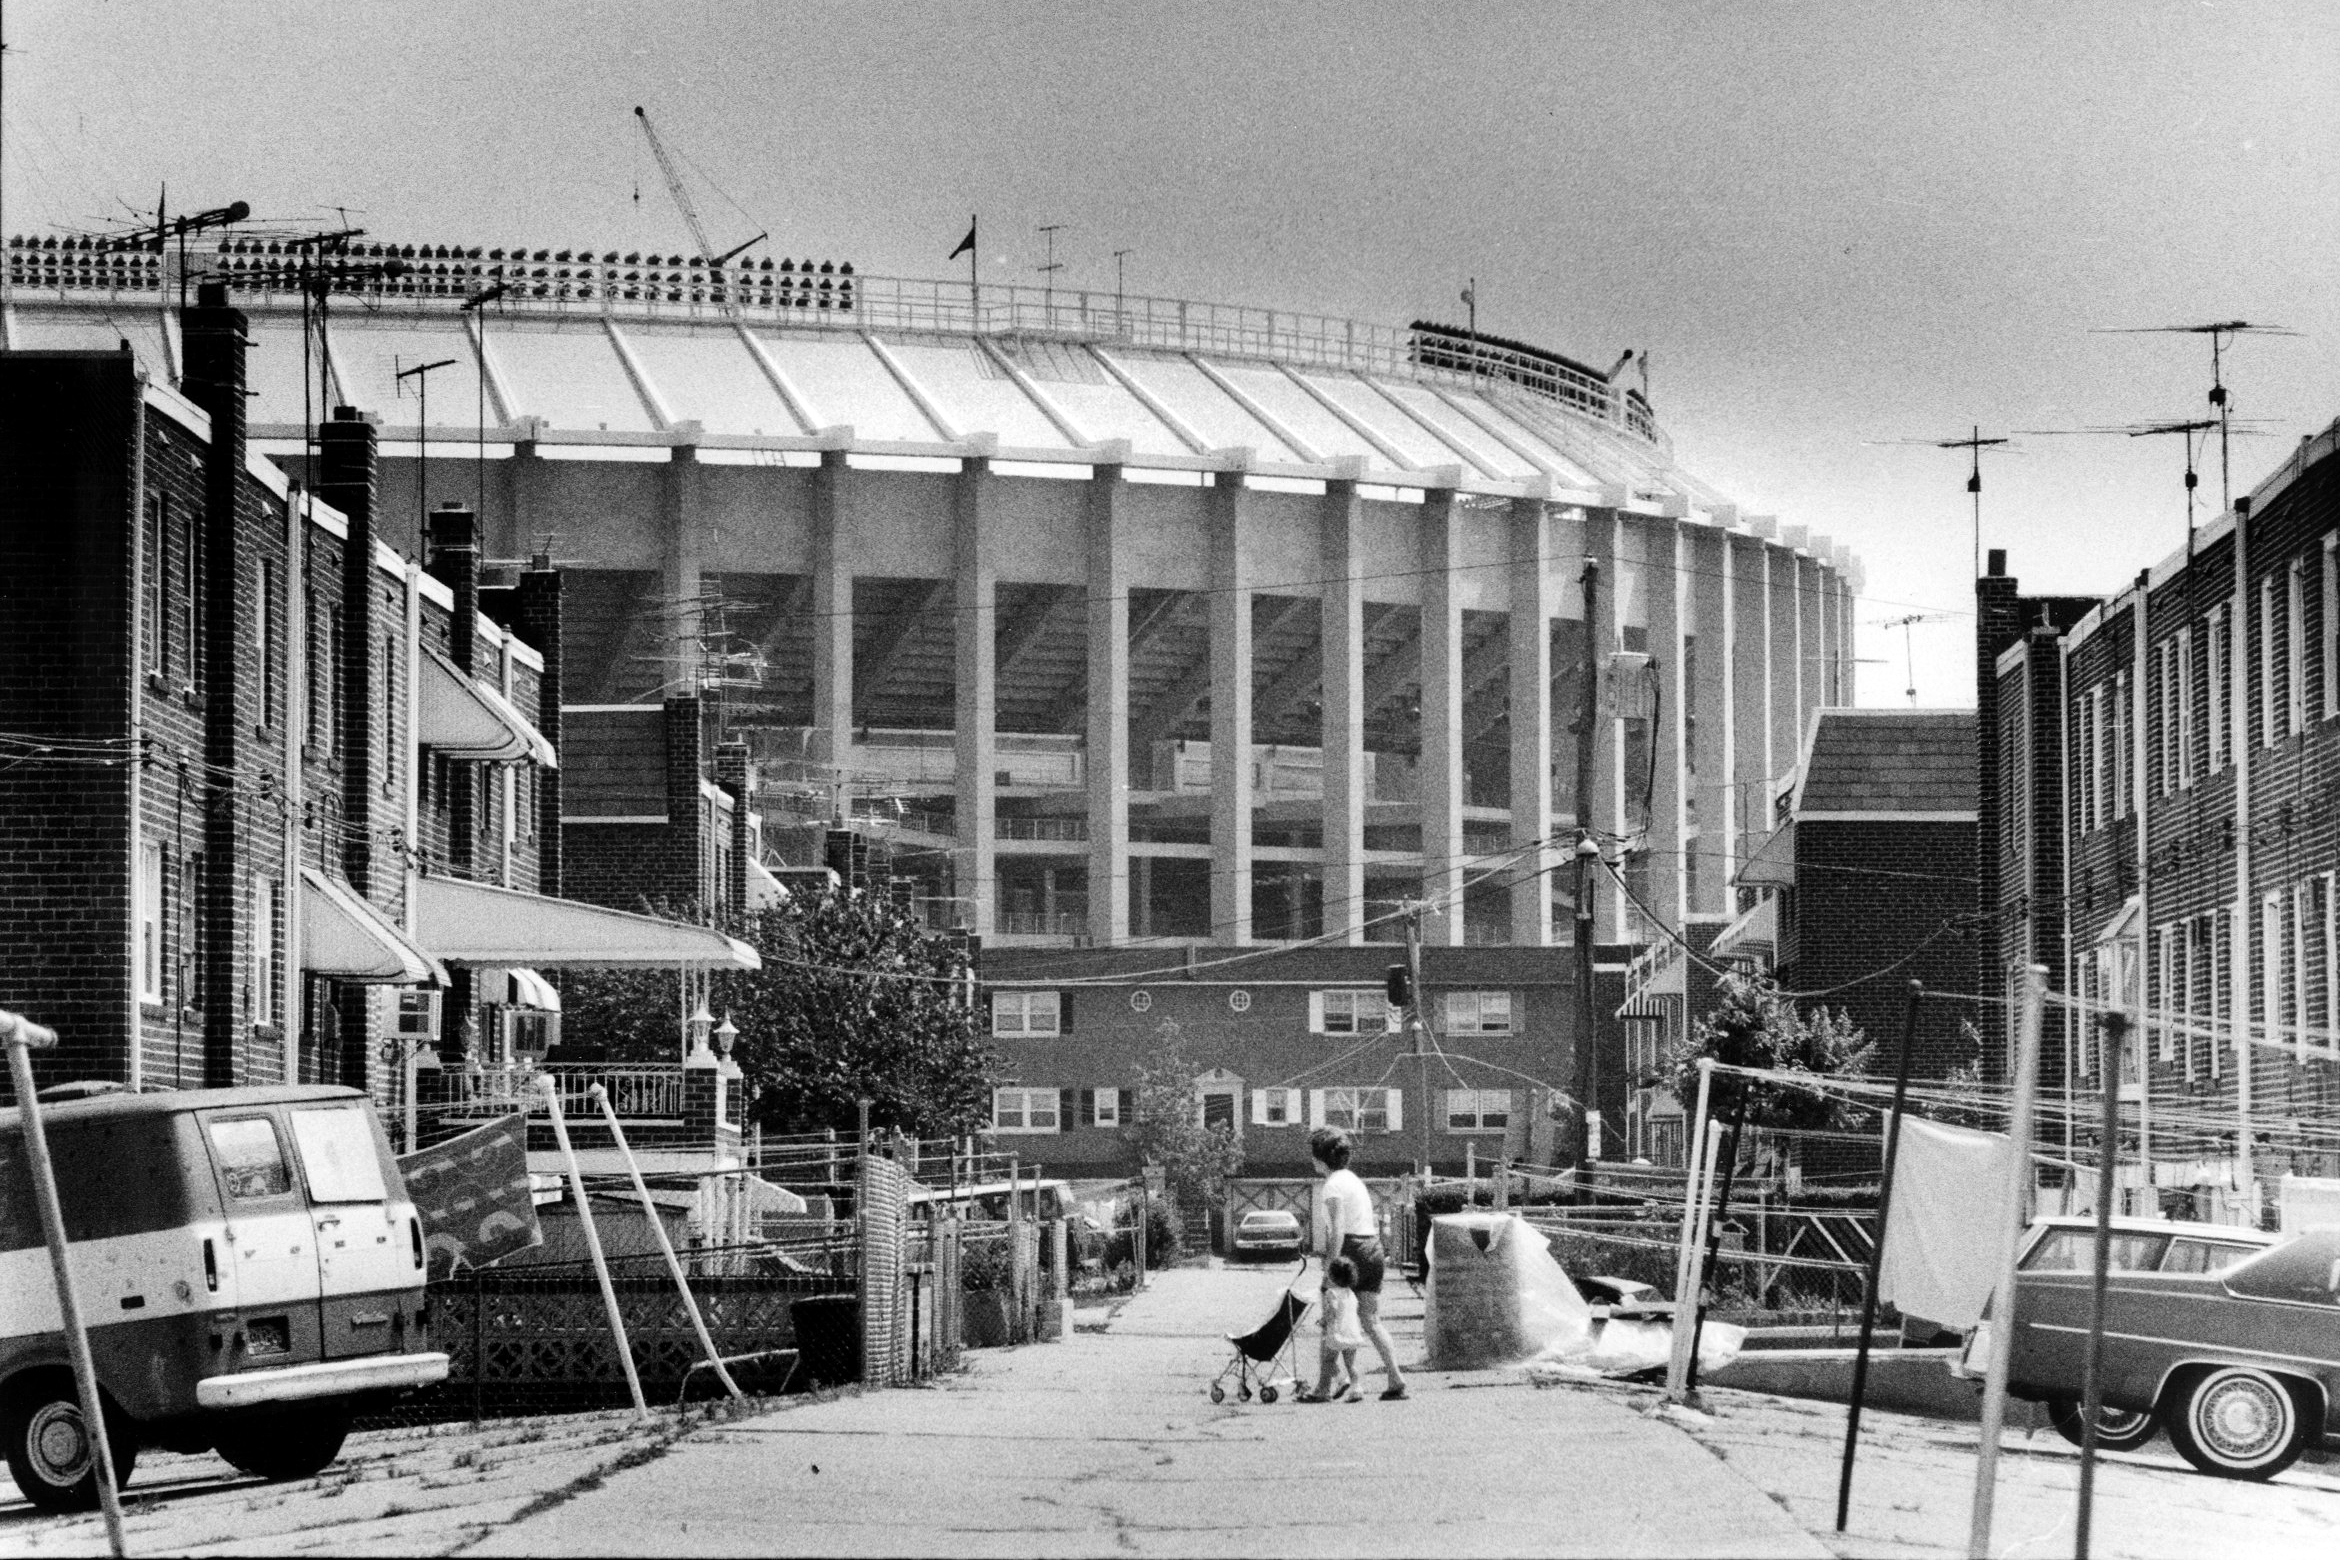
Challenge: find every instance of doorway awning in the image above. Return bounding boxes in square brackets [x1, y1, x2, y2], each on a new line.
[300, 868, 448, 987]
[417, 648, 558, 766]
[746, 858, 789, 910]
[413, 876, 760, 971]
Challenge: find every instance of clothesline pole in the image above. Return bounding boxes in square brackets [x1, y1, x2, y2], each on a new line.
[1835, 978, 1923, 1534]
[1968, 963, 2046, 1559]
[1664, 1057, 1717, 1404]
[2075, 1013, 2127, 1560]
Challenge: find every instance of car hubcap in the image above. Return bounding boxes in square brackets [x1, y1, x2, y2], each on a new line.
[2200, 1376, 2286, 1460]
[27, 1402, 89, 1485]
[2099, 1407, 2150, 1438]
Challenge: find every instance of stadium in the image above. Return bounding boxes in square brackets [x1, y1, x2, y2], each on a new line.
[5, 236, 1857, 959]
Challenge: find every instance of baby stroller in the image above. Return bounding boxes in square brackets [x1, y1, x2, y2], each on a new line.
[1208, 1258, 1311, 1405]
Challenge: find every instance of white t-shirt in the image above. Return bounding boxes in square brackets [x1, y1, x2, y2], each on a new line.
[1319, 1168, 1376, 1251]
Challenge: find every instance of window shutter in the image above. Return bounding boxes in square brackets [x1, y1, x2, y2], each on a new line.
[1059, 1088, 1076, 1132]
[1119, 1087, 1135, 1123]
[1307, 1089, 1326, 1127]
[1078, 1088, 1095, 1127]
[1307, 991, 1325, 1034]
[1383, 1088, 1403, 1132]
[1057, 991, 1073, 1032]
[984, 990, 1002, 1035]
[1250, 1088, 1269, 1125]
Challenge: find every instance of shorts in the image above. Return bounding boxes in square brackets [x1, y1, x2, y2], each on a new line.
[1340, 1234, 1386, 1295]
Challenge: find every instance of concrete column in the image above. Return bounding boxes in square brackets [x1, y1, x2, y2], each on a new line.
[809, 450, 853, 779]
[1798, 552, 1824, 725]
[1321, 480, 1366, 945]
[1209, 474, 1253, 943]
[1582, 508, 1621, 944]
[1769, 544, 1800, 771]
[663, 447, 703, 693]
[1687, 526, 1734, 918]
[1838, 573, 1857, 709]
[1085, 465, 1131, 946]
[955, 458, 997, 937]
[1730, 532, 1771, 868]
[1509, 499, 1555, 945]
[1643, 518, 1687, 931]
[1420, 489, 1466, 945]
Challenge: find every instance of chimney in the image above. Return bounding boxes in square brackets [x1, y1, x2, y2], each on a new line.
[1986, 548, 2006, 578]
[513, 562, 564, 895]
[425, 503, 480, 674]
[318, 406, 380, 895]
[181, 279, 250, 1087]
[715, 739, 753, 922]
[664, 696, 706, 915]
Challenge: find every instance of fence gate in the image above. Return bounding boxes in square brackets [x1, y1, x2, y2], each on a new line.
[1225, 1178, 1320, 1244]
[858, 1152, 914, 1385]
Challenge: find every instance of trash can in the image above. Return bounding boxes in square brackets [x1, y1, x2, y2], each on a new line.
[791, 1294, 861, 1386]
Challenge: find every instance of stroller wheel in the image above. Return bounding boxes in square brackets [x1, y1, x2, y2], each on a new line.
[1209, 1383, 1226, 1405]
[1238, 1384, 1252, 1403]
[1260, 1385, 1280, 1404]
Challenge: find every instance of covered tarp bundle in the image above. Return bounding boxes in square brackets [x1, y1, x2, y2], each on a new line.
[1428, 1212, 1745, 1375]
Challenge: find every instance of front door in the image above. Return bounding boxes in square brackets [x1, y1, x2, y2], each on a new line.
[1202, 1091, 1236, 1132]
[201, 1112, 323, 1366]
[286, 1102, 411, 1358]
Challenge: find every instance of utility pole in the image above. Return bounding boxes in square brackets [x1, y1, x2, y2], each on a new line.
[1403, 903, 1431, 1173]
[1573, 556, 1603, 1164]
[1037, 224, 1066, 322]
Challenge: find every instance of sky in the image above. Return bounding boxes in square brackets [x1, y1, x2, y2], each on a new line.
[5, 0, 2336, 708]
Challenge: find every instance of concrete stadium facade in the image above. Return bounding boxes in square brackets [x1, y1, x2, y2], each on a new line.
[7, 241, 1861, 953]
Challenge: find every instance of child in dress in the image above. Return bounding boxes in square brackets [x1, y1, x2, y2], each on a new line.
[1317, 1255, 1367, 1402]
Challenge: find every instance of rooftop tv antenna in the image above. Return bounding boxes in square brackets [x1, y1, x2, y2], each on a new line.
[1037, 223, 1066, 318]
[1871, 613, 1950, 708]
[632, 106, 768, 312]
[1866, 426, 2012, 579]
[2020, 417, 2274, 538]
[108, 195, 252, 310]
[2094, 321, 2301, 514]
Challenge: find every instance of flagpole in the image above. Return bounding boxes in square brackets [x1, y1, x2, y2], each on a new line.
[968, 215, 980, 332]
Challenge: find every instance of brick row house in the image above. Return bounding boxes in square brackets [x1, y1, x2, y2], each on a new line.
[0, 287, 755, 1153]
[1985, 421, 2340, 1224]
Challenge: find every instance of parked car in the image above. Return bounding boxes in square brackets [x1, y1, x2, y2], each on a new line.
[1231, 1209, 1305, 1262]
[0, 1085, 448, 1511]
[1957, 1217, 2334, 1479]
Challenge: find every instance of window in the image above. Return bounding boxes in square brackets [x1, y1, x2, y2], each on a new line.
[991, 1086, 1059, 1133]
[142, 495, 165, 677]
[1089, 1087, 1121, 1128]
[2157, 638, 2179, 797]
[1445, 1088, 1512, 1131]
[2206, 606, 2227, 773]
[2262, 890, 2285, 1056]
[288, 1105, 389, 1202]
[2289, 557, 2308, 737]
[137, 842, 163, 1003]
[1313, 989, 1396, 1035]
[2326, 871, 2339, 1062]
[251, 876, 277, 1027]
[1250, 1086, 1299, 1126]
[2152, 922, 2176, 1063]
[2325, 534, 2339, 720]
[2259, 574, 2280, 748]
[2082, 686, 2104, 833]
[181, 508, 202, 691]
[2177, 625, 2196, 786]
[2111, 670, 2128, 819]
[1316, 1087, 1399, 1133]
[2022, 1228, 2168, 1273]
[327, 605, 343, 748]
[206, 1116, 293, 1201]
[257, 558, 280, 729]
[1443, 991, 1514, 1034]
[991, 991, 1061, 1036]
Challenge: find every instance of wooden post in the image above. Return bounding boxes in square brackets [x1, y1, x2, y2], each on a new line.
[1835, 979, 1924, 1533]
[1969, 964, 2046, 1559]
[1665, 1056, 1718, 1403]
[2076, 1012, 2127, 1560]
[539, 1075, 647, 1419]
[3, 1010, 127, 1557]
[592, 1084, 741, 1401]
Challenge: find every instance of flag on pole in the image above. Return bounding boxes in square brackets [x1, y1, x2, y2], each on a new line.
[1460, 282, 1475, 309]
[949, 217, 978, 261]
[397, 1111, 541, 1277]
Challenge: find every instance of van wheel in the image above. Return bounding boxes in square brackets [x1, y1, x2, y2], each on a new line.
[2, 1377, 137, 1514]
[213, 1407, 349, 1483]
[2046, 1397, 2159, 1452]
[2164, 1367, 2306, 1481]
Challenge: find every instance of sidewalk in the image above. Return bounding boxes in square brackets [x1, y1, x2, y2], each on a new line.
[468, 1260, 1829, 1558]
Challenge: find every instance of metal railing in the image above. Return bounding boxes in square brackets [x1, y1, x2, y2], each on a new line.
[5, 237, 1659, 444]
[420, 1062, 686, 1118]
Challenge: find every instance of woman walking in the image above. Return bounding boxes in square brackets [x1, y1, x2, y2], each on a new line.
[1300, 1125, 1408, 1402]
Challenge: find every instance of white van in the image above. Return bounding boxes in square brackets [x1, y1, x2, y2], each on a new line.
[0, 1084, 448, 1511]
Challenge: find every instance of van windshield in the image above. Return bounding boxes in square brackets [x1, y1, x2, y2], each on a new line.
[207, 1117, 292, 1200]
[290, 1105, 388, 1203]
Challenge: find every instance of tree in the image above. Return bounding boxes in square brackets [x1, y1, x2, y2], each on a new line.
[1121, 1021, 1244, 1220]
[558, 891, 999, 1138]
[1662, 969, 1876, 1137]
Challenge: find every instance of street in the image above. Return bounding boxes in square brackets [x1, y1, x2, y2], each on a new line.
[7, 1263, 2337, 1558]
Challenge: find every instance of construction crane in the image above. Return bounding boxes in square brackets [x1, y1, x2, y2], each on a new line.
[632, 106, 768, 307]
[1872, 613, 1950, 707]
